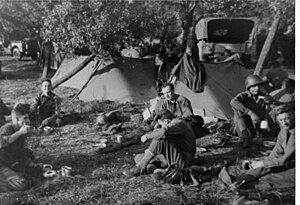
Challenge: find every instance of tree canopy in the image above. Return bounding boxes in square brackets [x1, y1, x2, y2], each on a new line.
[0, 0, 295, 57]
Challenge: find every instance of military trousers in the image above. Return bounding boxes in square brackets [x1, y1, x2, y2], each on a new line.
[238, 166, 295, 190]
[147, 138, 194, 168]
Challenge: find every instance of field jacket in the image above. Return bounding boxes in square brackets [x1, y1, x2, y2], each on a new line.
[155, 94, 194, 119]
[31, 92, 61, 123]
[263, 127, 295, 169]
[0, 123, 28, 166]
[230, 91, 267, 119]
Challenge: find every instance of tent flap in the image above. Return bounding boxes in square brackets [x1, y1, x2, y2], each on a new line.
[174, 56, 249, 120]
[172, 53, 206, 93]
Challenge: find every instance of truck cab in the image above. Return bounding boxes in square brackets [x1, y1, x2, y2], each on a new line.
[8, 38, 39, 61]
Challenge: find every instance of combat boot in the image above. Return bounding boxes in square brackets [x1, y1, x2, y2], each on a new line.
[123, 165, 146, 177]
[123, 149, 154, 177]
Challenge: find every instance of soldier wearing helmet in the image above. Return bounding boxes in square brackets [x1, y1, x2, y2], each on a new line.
[230, 74, 270, 148]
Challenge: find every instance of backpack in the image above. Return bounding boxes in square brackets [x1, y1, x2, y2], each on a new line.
[162, 164, 183, 184]
[161, 164, 205, 185]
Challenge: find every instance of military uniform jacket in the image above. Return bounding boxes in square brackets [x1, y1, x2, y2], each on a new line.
[0, 123, 28, 166]
[263, 127, 295, 168]
[230, 91, 267, 119]
[32, 92, 61, 122]
[155, 94, 194, 119]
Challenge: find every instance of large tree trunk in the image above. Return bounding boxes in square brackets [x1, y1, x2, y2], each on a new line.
[254, 12, 281, 76]
[34, 26, 43, 67]
[52, 53, 96, 89]
[41, 40, 54, 79]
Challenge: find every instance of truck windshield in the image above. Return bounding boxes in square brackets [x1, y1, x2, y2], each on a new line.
[207, 19, 255, 43]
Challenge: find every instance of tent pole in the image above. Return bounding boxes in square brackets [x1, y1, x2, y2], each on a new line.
[52, 53, 96, 89]
[254, 11, 281, 76]
[74, 59, 103, 99]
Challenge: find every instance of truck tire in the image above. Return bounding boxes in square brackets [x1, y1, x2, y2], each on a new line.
[12, 47, 21, 60]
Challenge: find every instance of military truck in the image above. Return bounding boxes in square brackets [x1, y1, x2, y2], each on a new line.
[8, 38, 39, 61]
[195, 17, 258, 66]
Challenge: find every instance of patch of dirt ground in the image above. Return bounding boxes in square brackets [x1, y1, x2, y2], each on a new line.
[0, 56, 294, 205]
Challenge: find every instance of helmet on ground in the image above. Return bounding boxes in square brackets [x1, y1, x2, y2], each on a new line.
[96, 113, 107, 125]
[245, 75, 264, 90]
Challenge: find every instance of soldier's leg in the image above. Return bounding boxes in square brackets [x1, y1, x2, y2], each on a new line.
[130, 139, 174, 169]
[235, 114, 256, 148]
[123, 149, 154, 177]
[123, 139, 186, 177]
[258, 167, 295, 189]
[134, 153, 168, 169]
[265, 111, 281, 138]
[40, 115, 62, 128]
[148, 139, 186, 168]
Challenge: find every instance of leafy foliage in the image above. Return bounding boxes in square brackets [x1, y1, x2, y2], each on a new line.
[0, 0, 295, 56]
[0, 0, 43, 40]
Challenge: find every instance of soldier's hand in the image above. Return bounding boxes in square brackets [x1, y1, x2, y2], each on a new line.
[155, 55, 163, 66]
[19, 125, 33, 135]
[153, 122, 160, 129]
[250, 160, 264, 169]
[256, 98, 267, 109]
[141, 134, 148, 143]
[29, 162, 43, 169]
[248, 111, 260, 124]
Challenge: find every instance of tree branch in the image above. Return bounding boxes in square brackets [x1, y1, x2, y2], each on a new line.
[254, 11, 281, 76]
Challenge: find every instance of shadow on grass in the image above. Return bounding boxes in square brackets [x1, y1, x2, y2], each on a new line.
[0, 64, 41, 80]
[0, 58, 59, 80]
[195, 136, 275, 167]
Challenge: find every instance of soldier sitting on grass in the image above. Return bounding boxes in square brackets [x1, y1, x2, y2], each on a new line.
[31, 78, 62, 129]
[268, 78, 295, 130]
[123, 109, 196, 178]
[155, 83, 194, 120]
[0, 103, 38, 192]
[236, 104, 295, 190]
[230, 75, 278, 148]
[154, 83, 205, 137]
[220, 104, 295, 204]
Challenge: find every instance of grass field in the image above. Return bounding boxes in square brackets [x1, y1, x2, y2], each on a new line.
[0, 56, 294, 205]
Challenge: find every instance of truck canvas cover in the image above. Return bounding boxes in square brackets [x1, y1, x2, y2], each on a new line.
[195, 17, 257, 54]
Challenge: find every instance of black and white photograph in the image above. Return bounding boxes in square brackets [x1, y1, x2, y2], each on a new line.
[0, 0, 296, 204]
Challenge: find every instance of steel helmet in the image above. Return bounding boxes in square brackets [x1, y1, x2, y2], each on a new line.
[245, 74, 264, 90]
[96, 113, 108, 125]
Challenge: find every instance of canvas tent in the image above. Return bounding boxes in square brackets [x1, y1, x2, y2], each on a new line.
[52, 53, 253, 120]
[171, 53, 250, 120]
[51, 56, 158, 104]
